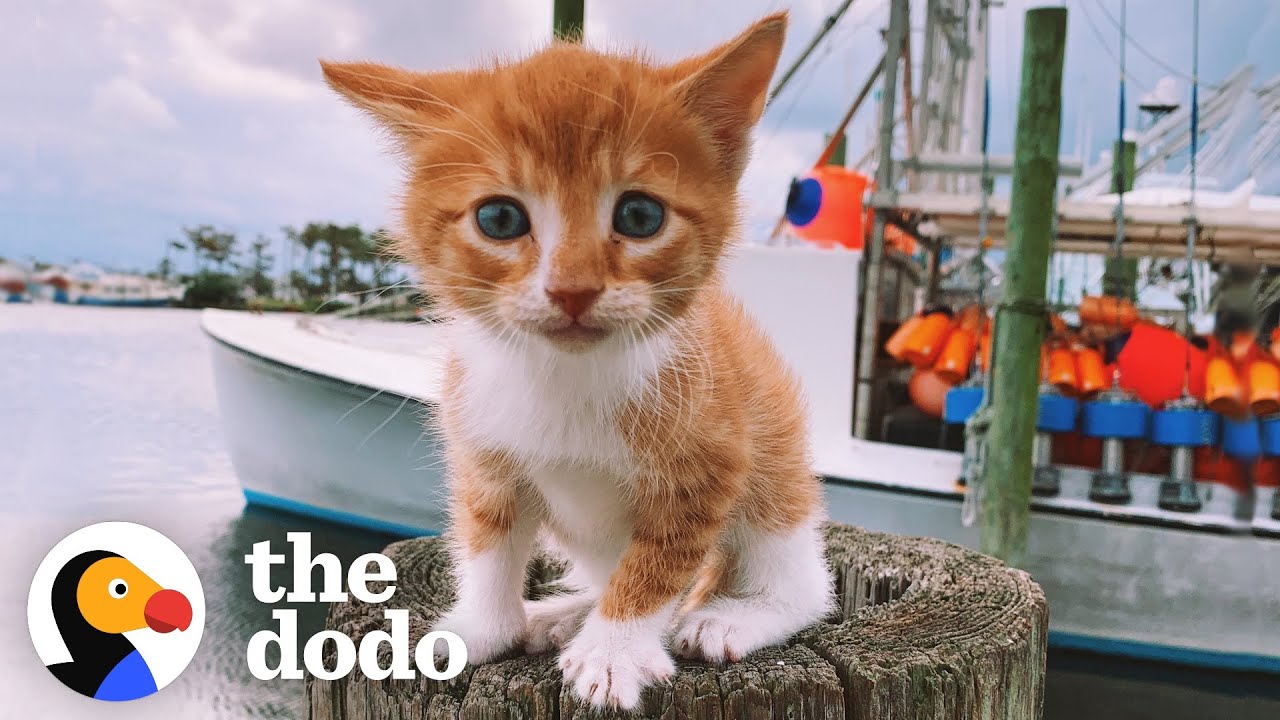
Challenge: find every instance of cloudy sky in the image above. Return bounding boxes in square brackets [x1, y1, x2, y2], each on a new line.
[2, 0, 1278, 274]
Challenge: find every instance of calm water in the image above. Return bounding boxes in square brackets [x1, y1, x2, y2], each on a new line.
[1, 304, 1276, 719]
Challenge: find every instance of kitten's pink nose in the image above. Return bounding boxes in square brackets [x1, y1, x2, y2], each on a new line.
[545, 286, 602, 320]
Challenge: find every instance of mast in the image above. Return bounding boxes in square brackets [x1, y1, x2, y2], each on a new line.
[769, 0, 858, 104]
[1102, 0, 1137, 301]
[853, 0, 909, 439]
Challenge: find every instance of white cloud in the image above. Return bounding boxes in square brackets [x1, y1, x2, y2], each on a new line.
[90, 75, 178, 130]
[166, 21, 316, 100]
[3, 0, 1277, 270]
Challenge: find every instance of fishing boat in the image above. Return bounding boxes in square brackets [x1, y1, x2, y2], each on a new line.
[205, 0, 1280, 674]
[64, 262, 182, 307]
[1, 260, 31, 303]
[31, 267, 72, 304]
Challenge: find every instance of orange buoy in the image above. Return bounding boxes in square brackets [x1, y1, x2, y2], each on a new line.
[1248, 358, 1280, 417]
[1205, 355, 1248, 419]
[785, 165, 918, 253]
[908, 368, 956, 418]
[1115, 322, 1210, 406]
[901, 312, 953, 369]
[1080, 295, 1139, 329]
[1047, 344, 1079, 396]
[933, 327, 978, 383]
[1075, 346, 1108, 397]
[885, 314, 924, 362]
[932, 306, 984, 383]
[786, 166, 868, 250]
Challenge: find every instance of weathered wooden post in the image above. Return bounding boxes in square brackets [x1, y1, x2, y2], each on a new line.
[553, 0, 585, 42]
[310, 525, 1048, 719]
[979, 7, 1067, 565]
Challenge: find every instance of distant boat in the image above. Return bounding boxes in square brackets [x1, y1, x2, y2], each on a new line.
[31, 268, 71, 304]
[0, 261, 31, 303]
[62, 263, 182, 307]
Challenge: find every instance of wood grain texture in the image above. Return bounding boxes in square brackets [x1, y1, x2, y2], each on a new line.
[308, 524, 1047, 720]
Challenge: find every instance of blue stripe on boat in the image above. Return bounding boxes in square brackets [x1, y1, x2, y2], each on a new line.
[242, 489, 437, 538]
[1050, 631, 1280, 674]
[76, 297, 171, 307]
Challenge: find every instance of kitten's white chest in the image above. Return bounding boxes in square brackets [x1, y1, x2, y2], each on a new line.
[446, 322, 671, 469]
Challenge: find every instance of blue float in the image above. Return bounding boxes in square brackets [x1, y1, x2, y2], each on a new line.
[943, 385, 985, 425]
[1261, 417, 1280, 456]
[1037, 393, 1078, 434]
[1221, 417, 1261, 460]
[1150, 407, 1219, 447]
[1082, 398, 1150, 439]
[785, 178, 823, 227]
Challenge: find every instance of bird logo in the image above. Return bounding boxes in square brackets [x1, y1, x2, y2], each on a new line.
[28, 522, 205, 702]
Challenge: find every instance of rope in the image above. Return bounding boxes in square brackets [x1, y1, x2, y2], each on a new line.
[1092, 0, 1221, 91]
[1075, 0, 1151, 93]
[1182, 0, 1201, 398]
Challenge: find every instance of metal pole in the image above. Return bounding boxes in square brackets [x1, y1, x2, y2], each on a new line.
[1183, 0, 1200, 389]
[1103, 139, 1138, 298]
[1103, 0, 1137, 300]
[553, 0, 584, 42]
[768, 0, 857, 104]
[853, 0, 907, 440]
[978, 7, 1067, 564]
[815, 55, 887, 167]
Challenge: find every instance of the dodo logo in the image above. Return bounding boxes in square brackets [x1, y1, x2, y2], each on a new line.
[27, 522, 205, 702]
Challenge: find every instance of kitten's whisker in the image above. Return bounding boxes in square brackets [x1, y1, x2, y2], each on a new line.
[650, 267, 701, 288]
[424, 265, 504, 289]
[564, 121, 607, 134]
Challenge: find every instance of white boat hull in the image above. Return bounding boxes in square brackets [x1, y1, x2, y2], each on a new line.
[208, 329, 447, 537]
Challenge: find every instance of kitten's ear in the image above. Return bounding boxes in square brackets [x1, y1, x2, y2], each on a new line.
[669, 12, 788, 174]
[320, 60, 465, 139]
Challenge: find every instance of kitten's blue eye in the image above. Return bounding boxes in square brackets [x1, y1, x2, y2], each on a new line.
[475, 198, 530, 241]
[612, 192, 665, 239]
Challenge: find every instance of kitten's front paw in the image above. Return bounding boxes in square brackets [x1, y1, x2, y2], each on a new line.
[431, 605, 524, 665]
[524, 593, 595, 654]
[673, 601, 775, 663]
[558, 613, 674, 710]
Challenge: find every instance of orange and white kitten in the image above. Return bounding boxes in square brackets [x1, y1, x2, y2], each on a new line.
[322, 11, 832, 710]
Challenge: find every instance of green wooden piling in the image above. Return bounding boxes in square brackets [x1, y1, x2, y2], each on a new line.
[553, 0, 585, 42]
[1102, 139, 1138, 298]
[979, 7, 1067, 565]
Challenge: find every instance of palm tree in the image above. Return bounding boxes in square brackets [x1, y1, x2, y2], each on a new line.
[245, 235, 274, 298]
[292, 223, 325, 293]
[366, 227, 397, 290]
